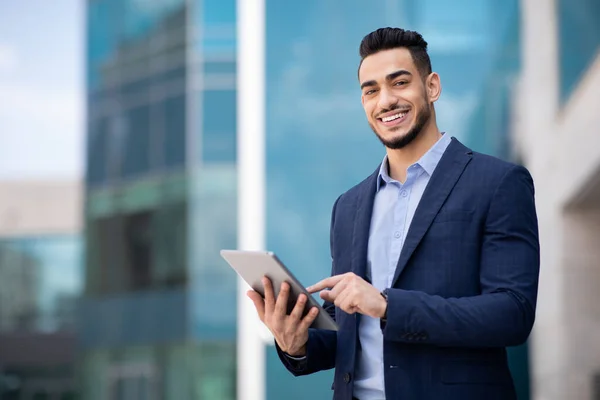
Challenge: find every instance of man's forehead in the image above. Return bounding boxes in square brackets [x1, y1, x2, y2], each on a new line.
[359, 48, 416, 81]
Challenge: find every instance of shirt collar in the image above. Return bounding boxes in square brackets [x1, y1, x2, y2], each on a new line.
[376, 132, 452, 191]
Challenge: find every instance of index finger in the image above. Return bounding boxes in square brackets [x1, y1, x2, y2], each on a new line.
[263, 276, 275, 314]
[306, 274, 345, 293]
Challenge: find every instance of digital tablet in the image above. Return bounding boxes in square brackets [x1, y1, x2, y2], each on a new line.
[220, 249, 339, 331]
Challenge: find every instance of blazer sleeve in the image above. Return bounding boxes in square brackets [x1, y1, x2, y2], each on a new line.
[276, 195, 341, 375]
[382, 165, 540, 347]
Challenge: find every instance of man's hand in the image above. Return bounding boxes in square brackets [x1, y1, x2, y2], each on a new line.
[247, 276, 319, 357]
[307, 273, 387, 318]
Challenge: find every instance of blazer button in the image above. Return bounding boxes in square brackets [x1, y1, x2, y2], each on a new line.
[343, 373, 351, 383]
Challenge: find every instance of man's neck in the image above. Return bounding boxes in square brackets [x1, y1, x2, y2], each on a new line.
[386, 125, 442, 183]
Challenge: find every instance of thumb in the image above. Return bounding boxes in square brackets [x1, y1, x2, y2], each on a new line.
[319, 289, 334, 302]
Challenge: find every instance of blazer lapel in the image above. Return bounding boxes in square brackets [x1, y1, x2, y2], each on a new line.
[391, 138, 473, 287]
[350, 167, 379, 281]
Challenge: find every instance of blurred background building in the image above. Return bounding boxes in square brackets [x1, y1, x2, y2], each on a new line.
[514, 1, 600, 399]
[0, 181, 83, 399]
[0, 0, 598, 399]
[81, 0, 237, 398]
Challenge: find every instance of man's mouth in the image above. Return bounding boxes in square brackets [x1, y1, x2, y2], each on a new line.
[378, 109, 410, 127]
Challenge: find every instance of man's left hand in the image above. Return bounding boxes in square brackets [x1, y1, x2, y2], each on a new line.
[307, 273, 387, 319]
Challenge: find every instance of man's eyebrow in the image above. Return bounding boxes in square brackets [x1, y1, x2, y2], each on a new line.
[360, 80, 377, 90]
[360, 70, 412, 90]
[386, 69, 412, 81]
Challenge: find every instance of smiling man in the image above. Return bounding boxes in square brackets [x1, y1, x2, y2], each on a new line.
[248, 27, 540, 400]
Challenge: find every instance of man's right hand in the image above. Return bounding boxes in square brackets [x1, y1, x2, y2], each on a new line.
[247, 276, 319, 356]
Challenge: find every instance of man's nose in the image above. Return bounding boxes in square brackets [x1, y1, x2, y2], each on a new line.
[377, 88, 399, 111]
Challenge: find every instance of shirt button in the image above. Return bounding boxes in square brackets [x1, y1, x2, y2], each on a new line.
[394, 231, 401, 239]
[401, 190, 408, 197]
[343, 372, 351, 383]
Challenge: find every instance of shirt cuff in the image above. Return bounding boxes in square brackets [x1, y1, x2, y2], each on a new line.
[284, 353, 307, 361]
[283, 352, 308, 370]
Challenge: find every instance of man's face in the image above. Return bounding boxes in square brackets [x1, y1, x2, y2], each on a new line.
[359, 48, 438, 149]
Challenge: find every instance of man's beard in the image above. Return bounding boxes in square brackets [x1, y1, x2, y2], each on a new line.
[370, 102, 431, 150]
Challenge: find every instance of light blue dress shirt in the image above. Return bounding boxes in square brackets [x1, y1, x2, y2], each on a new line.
[354, 132, 452, 400]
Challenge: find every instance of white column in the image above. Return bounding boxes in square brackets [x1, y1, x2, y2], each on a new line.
[517, 1, 564, 399]
[236, 0, 266, 399]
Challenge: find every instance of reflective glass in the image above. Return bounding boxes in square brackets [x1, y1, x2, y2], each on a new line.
[87, 0, 188, 182]
[202, 90, 237, 163]
[203, 0, 235, 25]
[87, 119, 109, 186]
[164, 94, 187, 168]
[85, 0, 238, 398]
[0, 235, 82, 333]
[87, 0, 185, 91]
[189, 165, 238, 342]
[192, 342, 236, 399]
[187, 165, 237, 400]
[194, 0, 236, 55]
[204, 60, 236, 75]
[122, 104, 151, 178]
[87, 0, 121, 91]
[558, 0, 600, 101]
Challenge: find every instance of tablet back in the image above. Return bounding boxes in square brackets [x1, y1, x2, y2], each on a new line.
[220, 249, 338, 331]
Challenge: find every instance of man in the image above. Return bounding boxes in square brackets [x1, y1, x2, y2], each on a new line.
[247, 27, 539, 400]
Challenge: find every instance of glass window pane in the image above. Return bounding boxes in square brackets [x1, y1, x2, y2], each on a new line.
[0, 236, 82, 332]
[203, 61, 236, 75]
[165, 95, 186, 168]
[201, 90, 236, 163]
[203, 0, 235, 25]
[558, 0, 600, 101]
[122, 105, 151, 178]
[87, 119, 109, 186]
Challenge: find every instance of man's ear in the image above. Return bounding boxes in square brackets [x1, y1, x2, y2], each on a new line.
[426, 72, 442, 103]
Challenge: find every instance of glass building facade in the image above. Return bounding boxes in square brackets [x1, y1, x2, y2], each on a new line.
[0, 235, 82, 333]
[84, 0, 531, 399]
[0, 235, 82, 399]
[83, 0, 237, 398]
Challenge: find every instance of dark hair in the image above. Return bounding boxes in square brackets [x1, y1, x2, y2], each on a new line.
[358, 27, 432, 79]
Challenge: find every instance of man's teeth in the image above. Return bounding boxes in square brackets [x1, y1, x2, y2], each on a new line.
[382, 112, 407, 122]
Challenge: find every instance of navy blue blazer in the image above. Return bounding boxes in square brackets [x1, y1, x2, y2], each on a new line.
[277, 137, 540, 400]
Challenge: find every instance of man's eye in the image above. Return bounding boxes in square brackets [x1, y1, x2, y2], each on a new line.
[394, 81, 407, 86]
[365, 89, 377, 95]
